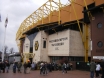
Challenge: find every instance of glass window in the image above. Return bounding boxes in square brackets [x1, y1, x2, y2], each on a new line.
[97, 23, 102, 28]
[97, 41, 103, 48]
[43, 40, 46, 48]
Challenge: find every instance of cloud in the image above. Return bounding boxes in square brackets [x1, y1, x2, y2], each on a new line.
[0, 0, 68, 52]
[0, 0, 44, 52]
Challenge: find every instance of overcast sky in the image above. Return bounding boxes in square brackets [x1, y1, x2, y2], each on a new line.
[0, 0, 68, 53]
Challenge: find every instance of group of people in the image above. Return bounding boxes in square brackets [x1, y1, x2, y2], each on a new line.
[40, 62, 48, 75]
[90, 60, 104, 78]
[0, 60, 73, 76]
[0, 60, 34, 74]
[12, 60, 31, 74]
[39, 62, 73, 75]
[1, 59, 104, 78]
[23, 60, 31, 74]
[0, 60, 73, 75]
[12, 61, 22, 73]
[0, 61, 10, 73]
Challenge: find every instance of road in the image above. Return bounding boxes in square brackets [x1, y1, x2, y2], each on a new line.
[0, 69, 90, 78]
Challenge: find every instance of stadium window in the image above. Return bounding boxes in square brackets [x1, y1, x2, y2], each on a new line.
[43, 40, 46, 48]
[97, 41, 103, 48]
[97, 23, 102, 29]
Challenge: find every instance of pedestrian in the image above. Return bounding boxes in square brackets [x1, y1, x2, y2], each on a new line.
[62, 63, 67, 74]
[44, 62, 48, 75]
[64, 63, 67, 73]
[31, 62, 35, 70]
[0, 62, 2, 73]
[90, 60, 96, 78]
[2, 62, 6, 73]
[23, 62, 27, 74]
[66, 63, 70, 70]
[5, 61, 10, 73]
[17, 61, 22, 73]
[27, 60, 31, 73]
[95, 62, 101, 78]
[41, 62, 48, 75]
[40, 62, 43, 75]
[49, 63, 52, 72]
[13, 62, 17, 73]
[69, 62, 73, 70]
[101, 59, 104, 78]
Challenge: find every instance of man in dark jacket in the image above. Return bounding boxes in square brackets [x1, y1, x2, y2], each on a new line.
[90, 60, 96, 78]
[0, 62, 2, 73]
[17, 61, 22, 73]
[27, 60, 31, 73]
[23, 62, 27, 74]
[101, 59, 104, 78]
[2, 62, 6, 73]
[5, 61, 10, 73]
[13, 62, 17, 73]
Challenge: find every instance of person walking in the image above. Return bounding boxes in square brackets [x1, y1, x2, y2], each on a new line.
[69, 62, 73, 70]
[95, 62, 101, 78]
[40, 62, 43, 75]
[31, 62, 35, 70]
[5, 61, 10, 73]
[62, 63, 67, 74]
[44, 63, 48, 75]
[101, 59, 104, 78]
[27, 60, 31, 73]
[90, 60, 96, 78]
[64, 63, 67, 73]
[23, 62, 27, 74]
[2, 62, 6, 73]
[0, 62, 2, 73]
[17, 61, 22, 73]
[13, 62, 17, 73]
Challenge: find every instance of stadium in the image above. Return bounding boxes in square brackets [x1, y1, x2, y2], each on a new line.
[16, 0, 104, 64]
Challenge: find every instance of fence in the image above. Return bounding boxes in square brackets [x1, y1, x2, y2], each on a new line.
[76, 62, 90, 71]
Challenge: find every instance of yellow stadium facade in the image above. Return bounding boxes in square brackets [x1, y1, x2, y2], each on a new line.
[16, 0, 104, 64]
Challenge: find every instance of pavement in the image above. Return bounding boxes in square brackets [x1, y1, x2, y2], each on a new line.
[0, 69, 90, 78]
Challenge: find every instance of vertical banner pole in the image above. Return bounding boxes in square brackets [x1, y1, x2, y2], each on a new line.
[2, 27, 6, 61]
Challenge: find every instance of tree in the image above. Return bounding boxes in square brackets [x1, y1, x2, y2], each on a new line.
[3, 45, 8, 61]
[4, 45, 8, 54]
[9, 47, 14, 54]
[0, 51, 2, 59]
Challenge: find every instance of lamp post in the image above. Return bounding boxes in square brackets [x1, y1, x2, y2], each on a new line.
[13, 52, 15, 62]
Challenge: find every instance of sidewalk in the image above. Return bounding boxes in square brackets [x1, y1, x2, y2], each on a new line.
[0, 70, 90, 78]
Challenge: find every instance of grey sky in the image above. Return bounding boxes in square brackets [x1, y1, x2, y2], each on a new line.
[0, 0, 68, 52]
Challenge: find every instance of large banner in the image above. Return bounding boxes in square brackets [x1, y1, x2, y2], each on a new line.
[48, 30, 69, 56]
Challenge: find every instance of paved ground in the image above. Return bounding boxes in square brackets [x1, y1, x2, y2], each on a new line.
[0, 69, 90, 78]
